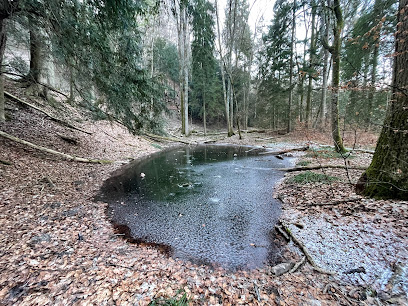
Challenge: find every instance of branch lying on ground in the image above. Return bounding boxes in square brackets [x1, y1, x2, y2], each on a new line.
[307, 197, 362, 207]
[144, 133, 195, 145]
[259, 145, 309, 155]
[0, 130, 111, 164]
[277, 165, 367, 172]
[5, 91, 91, 135]
[280, 221, 336, 275]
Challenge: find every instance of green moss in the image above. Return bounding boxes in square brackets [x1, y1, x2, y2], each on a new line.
[287, 171, 339, 184]
[306, 148, 353, 159]
[149, 290, 189, 306]
[296, 160, 311, 167]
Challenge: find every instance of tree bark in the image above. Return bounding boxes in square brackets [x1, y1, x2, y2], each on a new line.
[356, 0, 408, 200]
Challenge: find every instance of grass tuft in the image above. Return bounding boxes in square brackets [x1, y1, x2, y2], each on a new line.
[287, 171, 339, 184]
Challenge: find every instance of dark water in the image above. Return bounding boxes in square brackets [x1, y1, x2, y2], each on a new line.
[97, 145, 293, 270]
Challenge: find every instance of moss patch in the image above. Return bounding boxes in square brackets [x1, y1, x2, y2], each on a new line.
[306, 148, 353, 159]
[149, 290, 189, 306]
[287, 171, 339, 184]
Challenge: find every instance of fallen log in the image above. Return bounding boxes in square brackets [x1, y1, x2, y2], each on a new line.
[144, 133, 195, 145]
[280, 221, 336, 275]
[5, 91, 92, 135]
[277, 165, 367, 172]
[0, 130, 111, 164]
[259, 145, 309, 155]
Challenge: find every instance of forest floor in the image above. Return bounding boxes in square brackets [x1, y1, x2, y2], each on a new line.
[0, 81, 407, 305]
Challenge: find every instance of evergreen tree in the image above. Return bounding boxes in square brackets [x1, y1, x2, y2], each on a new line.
[191, 0, 217, 135]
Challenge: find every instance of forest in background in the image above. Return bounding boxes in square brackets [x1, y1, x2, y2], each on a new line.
[0, 0, 407, 199]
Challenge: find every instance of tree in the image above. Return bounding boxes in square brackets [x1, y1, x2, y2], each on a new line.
[172, 0, 190, 135]
[0, 0, 19, 123]
[191, 0, 217, 135]
[356, 0, 408, 200]
[323, 0, 346, 153]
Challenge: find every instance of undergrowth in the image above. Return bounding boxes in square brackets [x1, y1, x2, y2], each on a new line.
[306, 148, 354, 159]
[296, 160, 311, 167]
[288, 171, 339, 184]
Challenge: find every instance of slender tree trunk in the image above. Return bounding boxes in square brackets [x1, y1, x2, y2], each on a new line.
[356, 0, 408, 199]
[215, 0, 233, 136]
[330, 0, 346, 153]
[0, 18, 7, 123]
[306, 1, 316, 129]
[366, 0, 382, 130]
[320, 1, 330, 127]
[287, 0, 296, 133]
[203, 90, 206, 135]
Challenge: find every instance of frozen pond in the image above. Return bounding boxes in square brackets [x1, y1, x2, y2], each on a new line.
[97, 145, 294, 270]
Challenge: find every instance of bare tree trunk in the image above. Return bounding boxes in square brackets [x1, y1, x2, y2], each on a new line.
[182, 8, 189, 135]
[306, 0, 316, 129]
[287, 0, 296, 133]
[320, 0, 330, 127]
[215, 0, 233, 136]
[365, 0, 382, 130]
[330, 0, 346, 153]
[203, 90, 207, 135]
[0, 18, 6, 123]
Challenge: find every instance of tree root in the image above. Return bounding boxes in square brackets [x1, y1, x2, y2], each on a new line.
[280, 221, 336, 275]
[0, 130, 111, 164]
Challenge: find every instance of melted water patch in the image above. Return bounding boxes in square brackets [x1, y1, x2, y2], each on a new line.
[98, 145, 294, 270]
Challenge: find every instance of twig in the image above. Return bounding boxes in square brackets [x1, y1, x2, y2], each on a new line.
[281, 221, 336, 275]
[289, 256, 306, 273]
[307, 197, 362, 207]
